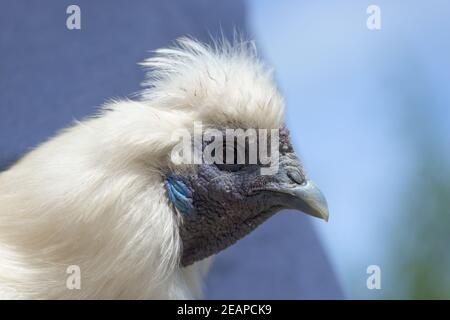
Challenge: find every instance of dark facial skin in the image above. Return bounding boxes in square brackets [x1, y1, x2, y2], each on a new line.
[166, 127, 329, 266]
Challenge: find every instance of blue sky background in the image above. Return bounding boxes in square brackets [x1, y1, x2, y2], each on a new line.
[249, 0, 450, 298]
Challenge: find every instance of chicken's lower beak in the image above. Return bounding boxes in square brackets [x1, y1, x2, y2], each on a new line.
[273, 180, 329, 221]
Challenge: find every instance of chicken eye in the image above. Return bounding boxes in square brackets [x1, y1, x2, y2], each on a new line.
[204, 132, 256, 172]
[215, 143, 246, 172]
[215, 163, 245, 172]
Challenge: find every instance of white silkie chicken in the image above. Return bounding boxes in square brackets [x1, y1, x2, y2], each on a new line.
[0, 38, 328, 299]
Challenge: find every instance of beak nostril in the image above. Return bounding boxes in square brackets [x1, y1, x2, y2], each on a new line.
[287, 169, 304, 185]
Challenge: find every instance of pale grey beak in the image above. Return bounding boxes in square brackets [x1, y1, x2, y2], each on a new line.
[273, 180, 329, 221]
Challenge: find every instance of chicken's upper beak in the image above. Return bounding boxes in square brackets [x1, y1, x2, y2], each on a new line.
[262, 152, 329, 221]
[275, 180, 329, 221]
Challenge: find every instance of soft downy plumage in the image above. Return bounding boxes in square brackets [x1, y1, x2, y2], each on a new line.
[0, 37, 328, 299]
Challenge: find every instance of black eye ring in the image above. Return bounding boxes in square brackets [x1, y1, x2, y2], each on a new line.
[215, 163, 245, 172]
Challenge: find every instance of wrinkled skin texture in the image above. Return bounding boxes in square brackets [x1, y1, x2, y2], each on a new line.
[169, 127, 308, 266]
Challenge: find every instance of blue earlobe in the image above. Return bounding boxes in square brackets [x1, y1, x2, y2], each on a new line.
[165, 175, 193, 215]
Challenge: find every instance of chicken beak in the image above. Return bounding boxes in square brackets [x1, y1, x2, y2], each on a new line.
[274, 180, 329, 221]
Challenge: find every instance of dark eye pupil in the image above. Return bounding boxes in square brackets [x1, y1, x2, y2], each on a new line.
[218, 143, 246, 172]
[204, 132, 271, 172]
[215, 163, 245, 172]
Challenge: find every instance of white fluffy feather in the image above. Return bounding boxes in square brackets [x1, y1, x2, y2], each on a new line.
[0, 37, 285, 299]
